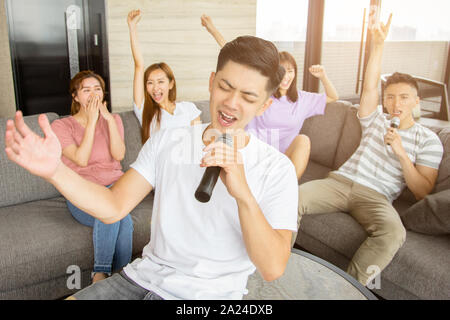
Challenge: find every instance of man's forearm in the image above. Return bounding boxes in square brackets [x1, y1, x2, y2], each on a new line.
[398, 154, 434, 200]
[363, 44, 384, 91]
[236, 195, 290, 281]
[48, 163, 122, 223]
[359, 44, 384, 117]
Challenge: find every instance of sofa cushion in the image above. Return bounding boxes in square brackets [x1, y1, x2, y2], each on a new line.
[380, 231, 450, 300]
[193, 100, 211, 123]
[401, 189, 450, 235]
[119, 111, 143, 171]
[299, 161, 331, 185]
[298, 213, 450, 299]
[333, 105, 362, 170]
[0, 193, 153, 298]
[0, 113, 60, 208]
[300, 101, 349, 168]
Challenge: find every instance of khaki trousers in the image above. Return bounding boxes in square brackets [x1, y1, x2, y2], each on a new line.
[298, 173, 406, 285]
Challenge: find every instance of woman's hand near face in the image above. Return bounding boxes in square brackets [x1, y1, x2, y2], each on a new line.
[86, 94, 100, 126]
[99, 101, 114, 122]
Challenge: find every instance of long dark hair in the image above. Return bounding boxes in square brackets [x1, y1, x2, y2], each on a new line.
[141, 62, 177, 144]
[273, 51, 298, 103]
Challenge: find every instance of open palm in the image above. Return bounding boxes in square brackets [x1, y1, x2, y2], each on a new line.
[5, 112, 62, 180]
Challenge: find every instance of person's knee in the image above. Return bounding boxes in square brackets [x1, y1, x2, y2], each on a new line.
[298, 184, 312, 217]
[379, 219, 406, 248]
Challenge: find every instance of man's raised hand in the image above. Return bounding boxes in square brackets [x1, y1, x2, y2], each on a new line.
[4, 111, 62, 180]
[371, 13, 392, 46]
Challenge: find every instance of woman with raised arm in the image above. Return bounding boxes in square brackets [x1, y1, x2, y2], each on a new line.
[128, 9, 201, 144]
[50, 70, 132, 284]
[201, 14, 339, 180]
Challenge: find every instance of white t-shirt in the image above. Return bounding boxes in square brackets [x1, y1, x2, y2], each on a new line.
[336, 106, 443, 202]
[123, 123, 298, 300]
[133, 101, 201, 136]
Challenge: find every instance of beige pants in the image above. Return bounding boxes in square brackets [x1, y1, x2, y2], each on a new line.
[298, 173, 406, 286]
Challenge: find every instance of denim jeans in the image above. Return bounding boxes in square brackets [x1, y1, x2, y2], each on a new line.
[66, 189, 134, 274]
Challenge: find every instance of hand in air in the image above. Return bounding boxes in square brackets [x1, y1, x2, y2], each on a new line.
[370, 13, 392, 46]
[127, 9, 141, 28]
[200, 14, 214, 31]
[4, 111, 62, 180]
[309, 65, 326, 79]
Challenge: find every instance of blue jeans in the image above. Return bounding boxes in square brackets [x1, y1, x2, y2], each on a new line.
[66, 191, 134, 274]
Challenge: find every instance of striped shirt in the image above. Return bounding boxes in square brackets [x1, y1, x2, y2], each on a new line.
[335, 106, 443, 202]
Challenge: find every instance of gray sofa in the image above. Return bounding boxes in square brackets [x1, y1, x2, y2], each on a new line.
[0, 111, 153, 299]
[1, 99, 448, 300]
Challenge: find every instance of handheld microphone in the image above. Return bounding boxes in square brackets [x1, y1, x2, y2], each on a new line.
[390, 116, 400, 129]
[387, 116, 400, 146]
[195, 134, 233, 203]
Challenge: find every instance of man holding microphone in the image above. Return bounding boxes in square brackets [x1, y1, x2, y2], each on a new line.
[298, 14, 443, 286]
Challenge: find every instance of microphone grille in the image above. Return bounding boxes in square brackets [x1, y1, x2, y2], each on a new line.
[219, 133, 233, 147]
[391, 116, 400, 128]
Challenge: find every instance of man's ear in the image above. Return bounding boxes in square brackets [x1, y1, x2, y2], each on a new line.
[209, 72, 216, 94]
[256, 98, 273, 116]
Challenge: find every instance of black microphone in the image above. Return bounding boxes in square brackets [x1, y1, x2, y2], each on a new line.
[195, 133, 233, 203]
[387, 116, 400, 146]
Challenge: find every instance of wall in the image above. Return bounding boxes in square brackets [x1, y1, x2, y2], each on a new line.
[105, 0, 257, 112]
[0, 0, 16, 118]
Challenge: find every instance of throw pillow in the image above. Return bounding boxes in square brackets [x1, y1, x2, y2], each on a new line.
[401, 189, 450, 235]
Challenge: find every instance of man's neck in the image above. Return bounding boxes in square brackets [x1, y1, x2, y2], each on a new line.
[399, 116, 415, 130]
[160, 101, 175, 114]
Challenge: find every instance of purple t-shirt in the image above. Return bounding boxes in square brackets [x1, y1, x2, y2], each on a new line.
[246, 90, 327, 153]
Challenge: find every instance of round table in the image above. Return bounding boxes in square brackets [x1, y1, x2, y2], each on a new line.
[244, 248, 377, 300]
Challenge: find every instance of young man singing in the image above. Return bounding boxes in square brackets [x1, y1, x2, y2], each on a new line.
[298, 15, 443, 286]
[5, 36, 298, 299]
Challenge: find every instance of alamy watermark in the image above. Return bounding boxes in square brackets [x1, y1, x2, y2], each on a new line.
[366, 265, 381, 290]
[66, 265, 81, 290]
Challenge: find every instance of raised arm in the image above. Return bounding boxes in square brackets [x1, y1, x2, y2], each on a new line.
[5, 111, 151, 224]
[127, 10, 145, 109]
[201, 14, 227, 48]
[309, 65, 339, 103]
[358, 14, 392, 118]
